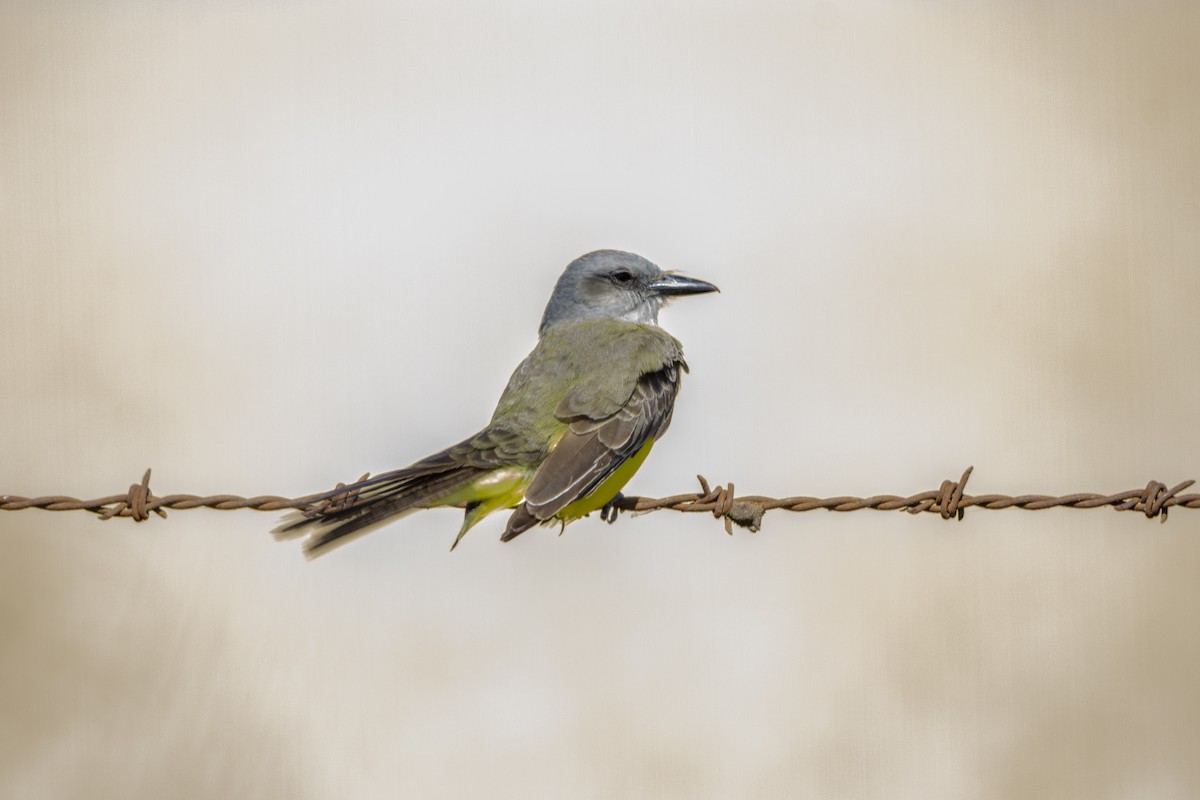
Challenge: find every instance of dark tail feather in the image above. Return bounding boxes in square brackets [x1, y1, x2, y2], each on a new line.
[500, 503, 541, 542]
[274, 466, 483, 557]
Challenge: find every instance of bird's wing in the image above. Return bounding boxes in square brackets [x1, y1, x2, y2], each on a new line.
[504, 361, 682, 537]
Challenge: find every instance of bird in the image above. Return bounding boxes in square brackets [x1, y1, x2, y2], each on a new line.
[274, 249, 718, 556]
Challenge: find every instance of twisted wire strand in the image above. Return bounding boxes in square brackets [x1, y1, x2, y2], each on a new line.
[2, 467, 1198, 531]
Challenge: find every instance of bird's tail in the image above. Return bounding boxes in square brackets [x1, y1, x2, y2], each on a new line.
[274, 460, 485, 558]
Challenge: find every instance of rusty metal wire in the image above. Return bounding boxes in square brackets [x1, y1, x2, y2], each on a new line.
[2, 467, 1198, 532]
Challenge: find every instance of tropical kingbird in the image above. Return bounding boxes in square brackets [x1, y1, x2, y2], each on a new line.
[275, 249, 718, 555]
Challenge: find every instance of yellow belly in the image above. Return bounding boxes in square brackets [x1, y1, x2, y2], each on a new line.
[442, 468, 535, 550]
[439, 468, 533, 509]
[441, 439, 654, 548]
[558, 438, 655, 521]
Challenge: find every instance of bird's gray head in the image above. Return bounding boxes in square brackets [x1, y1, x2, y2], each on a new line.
[539, 250, 719, 334]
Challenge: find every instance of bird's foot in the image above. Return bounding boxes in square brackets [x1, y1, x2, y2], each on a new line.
[600, 493, 625, 525]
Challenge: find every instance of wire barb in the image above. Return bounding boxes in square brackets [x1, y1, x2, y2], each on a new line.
[1113, 479, 1196, 523]
[95, 468, 165, 522]
[306, 473, 372, 517]
[2, 466, 1200, 531]
[905, 466, 973, 520]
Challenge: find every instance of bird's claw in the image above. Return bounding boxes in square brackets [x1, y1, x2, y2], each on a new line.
[600, 493, 625, 524]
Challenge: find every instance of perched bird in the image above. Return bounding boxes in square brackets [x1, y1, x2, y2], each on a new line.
[275, 249, 718, 556]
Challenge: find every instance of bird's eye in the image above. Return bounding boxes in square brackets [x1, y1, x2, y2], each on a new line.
[610, 270, 635, 286]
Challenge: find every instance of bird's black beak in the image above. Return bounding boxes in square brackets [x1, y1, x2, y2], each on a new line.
[646, 273, 720, 297]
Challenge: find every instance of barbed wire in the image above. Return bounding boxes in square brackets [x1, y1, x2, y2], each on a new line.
[2, 467, 1198, 533]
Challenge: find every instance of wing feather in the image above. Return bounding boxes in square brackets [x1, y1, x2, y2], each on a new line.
[516, 363, 681, 525]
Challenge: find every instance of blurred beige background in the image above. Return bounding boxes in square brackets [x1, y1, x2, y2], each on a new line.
[2, 1, 1199, 797]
